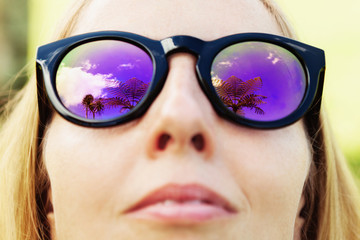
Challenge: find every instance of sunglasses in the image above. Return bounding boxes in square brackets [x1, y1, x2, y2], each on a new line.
[36, 31, 325, 129]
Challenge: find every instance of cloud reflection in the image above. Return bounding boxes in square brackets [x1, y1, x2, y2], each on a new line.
[56, 66, 115, 107]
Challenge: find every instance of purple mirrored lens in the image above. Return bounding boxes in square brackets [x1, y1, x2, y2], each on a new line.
[56, 40, 153, 120]
[211, 42, 306, 122]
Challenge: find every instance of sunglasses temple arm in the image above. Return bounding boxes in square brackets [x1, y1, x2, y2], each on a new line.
[304, 67, 325, 140]
[36, 61, 53, 146]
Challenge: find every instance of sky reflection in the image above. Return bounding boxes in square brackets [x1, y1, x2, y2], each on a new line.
[56, 40, 153, 120]
[211, 41, 306, 121]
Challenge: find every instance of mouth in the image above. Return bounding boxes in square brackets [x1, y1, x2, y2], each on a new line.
[124, 184, 237, 223]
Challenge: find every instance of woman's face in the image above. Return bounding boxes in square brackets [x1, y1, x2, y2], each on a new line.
[44, 0, 311, 239]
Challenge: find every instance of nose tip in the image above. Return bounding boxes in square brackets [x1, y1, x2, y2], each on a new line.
[146, 118, 214, 159]
[157, 133, 205, 152]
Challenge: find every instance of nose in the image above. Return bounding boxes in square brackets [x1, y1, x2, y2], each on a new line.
[144, 53, 216, 160]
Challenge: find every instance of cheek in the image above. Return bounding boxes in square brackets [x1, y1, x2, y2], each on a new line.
[43, 115, 139, 226]
[219, 121, 311, 226]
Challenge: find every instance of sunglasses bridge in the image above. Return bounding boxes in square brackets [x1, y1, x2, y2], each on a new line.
[161, 36, 205, 56]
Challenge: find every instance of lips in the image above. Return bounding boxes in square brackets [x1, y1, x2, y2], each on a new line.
[124, 184, 237, 222]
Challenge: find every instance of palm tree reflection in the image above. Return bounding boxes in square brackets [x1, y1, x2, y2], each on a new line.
[213, 76, 267, 116]
[81, 77, 148, 119]
[81, 94, 105, 119]
[104, 77, 148, 112]
[82, 94, 94, 119]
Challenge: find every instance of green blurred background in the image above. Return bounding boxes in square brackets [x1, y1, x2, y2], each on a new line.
[1, 0, 359, 186]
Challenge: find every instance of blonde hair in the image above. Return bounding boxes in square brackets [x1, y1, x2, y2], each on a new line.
[0, 0, 359, 239]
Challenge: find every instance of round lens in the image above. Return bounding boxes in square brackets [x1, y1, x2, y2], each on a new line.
[211, 41, 306, 122]
[56, 40, 153, 120]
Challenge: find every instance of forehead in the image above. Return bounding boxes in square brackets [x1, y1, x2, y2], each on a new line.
[73, 0, 282, 40]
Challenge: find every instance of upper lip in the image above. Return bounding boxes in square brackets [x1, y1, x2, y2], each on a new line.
[124, 183, 237, 213]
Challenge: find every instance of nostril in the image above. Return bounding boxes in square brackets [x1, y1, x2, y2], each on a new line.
[157, 133, 171, 150]
[191, 134, 205, 151]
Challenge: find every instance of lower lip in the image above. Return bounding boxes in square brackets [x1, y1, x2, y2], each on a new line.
[126, 202, 235, 222]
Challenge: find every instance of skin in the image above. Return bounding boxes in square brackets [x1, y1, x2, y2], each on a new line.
[44, 0, 311, 239]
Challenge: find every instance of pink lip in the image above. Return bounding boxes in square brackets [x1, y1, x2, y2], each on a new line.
[125, 184, 237, 223]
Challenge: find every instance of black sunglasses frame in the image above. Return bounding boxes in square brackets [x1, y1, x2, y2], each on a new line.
[36, 31, 325, 130]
